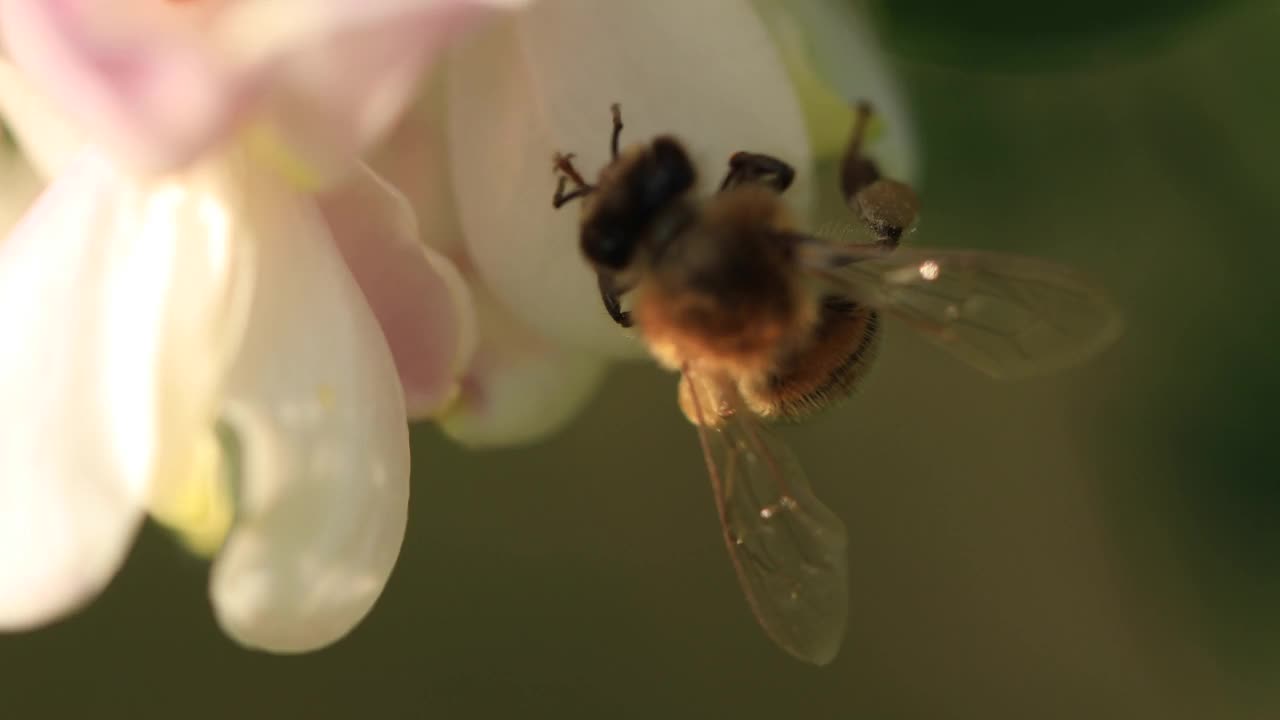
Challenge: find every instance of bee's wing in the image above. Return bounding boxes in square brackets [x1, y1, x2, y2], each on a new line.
[803, 245, 1124, 379]
[683, 369, 849, 665]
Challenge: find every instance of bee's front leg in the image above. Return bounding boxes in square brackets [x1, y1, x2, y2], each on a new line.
[552, 152, 596, 208]
[597, 271, 633, 328]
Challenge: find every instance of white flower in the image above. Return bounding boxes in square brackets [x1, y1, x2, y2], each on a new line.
[0, 0, 525, 651]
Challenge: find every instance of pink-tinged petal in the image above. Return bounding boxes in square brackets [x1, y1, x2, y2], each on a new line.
[321, 165, 475, 419]
[0, 0, 528, 175]
[0, 0, 248, 173]
[0, 57, 88, 179]
[219, 0, 532, 182]
[447, 0, 812, 356]
[368, 81, 465, 257]
[441, 287, 607, 448]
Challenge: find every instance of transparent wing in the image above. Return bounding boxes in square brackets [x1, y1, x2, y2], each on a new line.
[683, 369, 848, 665]
[804, 245, 1124, 379]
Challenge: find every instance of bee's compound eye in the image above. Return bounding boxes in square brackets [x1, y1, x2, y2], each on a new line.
[581, 225, 634, 271]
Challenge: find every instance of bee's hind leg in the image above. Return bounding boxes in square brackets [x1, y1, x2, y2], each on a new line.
[841, 100, 919, 249]
[718, 152, 795, 193]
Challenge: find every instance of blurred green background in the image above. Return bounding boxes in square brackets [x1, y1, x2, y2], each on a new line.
[4, 1, 1278, 717]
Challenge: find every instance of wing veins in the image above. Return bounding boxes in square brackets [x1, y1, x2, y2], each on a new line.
[681, 367, 848, 665]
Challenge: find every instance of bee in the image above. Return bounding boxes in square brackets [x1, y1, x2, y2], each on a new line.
[551, 102, 1122, 665]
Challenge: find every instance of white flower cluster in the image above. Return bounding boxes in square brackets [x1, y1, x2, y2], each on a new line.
[0, 0, 913, 652]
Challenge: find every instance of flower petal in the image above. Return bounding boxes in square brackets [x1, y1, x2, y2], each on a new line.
[0, 155, 142, 628]
[369, 80, 465, 257]
[446, 0, 812, 356]
[441, 286, 607, 448]
[0, 150, 244, 628]
[209, 174, 410, 653]
[220, 0, 531, 183]
[0, 0, 249, 172]
[0, 0, 528, 174]
[321, 165, 476, 419]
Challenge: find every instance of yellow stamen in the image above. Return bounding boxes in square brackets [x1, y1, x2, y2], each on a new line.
[242, 122, 325, 191]
[149, 428, 235, 557]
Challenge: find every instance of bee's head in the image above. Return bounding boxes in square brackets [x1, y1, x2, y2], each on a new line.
[581, 136, 695, 271]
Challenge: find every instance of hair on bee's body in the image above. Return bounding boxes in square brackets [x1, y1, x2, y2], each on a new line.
[635, 184, 813, 378]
